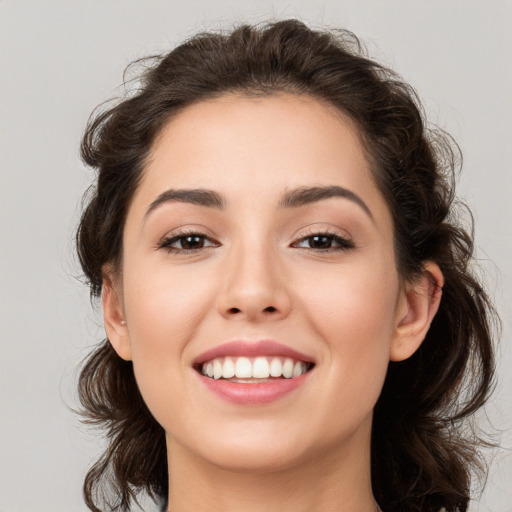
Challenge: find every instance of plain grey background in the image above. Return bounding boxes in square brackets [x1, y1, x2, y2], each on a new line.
[0, 1, 510, 511]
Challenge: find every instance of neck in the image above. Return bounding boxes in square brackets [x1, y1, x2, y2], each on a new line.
[165, 422, 378, 512]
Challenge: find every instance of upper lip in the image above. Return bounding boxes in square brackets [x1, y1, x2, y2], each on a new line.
[192, 340, 316, 366]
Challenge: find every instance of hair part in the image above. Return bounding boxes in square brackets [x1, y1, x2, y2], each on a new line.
[76, 19, 497, 512]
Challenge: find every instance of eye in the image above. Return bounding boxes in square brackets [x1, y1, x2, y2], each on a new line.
[292, 232, 355, 251]
[159, 231, 220, 253]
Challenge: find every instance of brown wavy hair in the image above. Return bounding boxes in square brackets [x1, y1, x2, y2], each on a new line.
[76, 19, 497, 512]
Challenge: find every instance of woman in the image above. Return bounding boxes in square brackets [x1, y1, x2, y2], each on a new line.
[76, 19, 496, 512]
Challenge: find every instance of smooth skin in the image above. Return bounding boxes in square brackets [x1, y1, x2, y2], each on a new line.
[102, 94, 443, 512]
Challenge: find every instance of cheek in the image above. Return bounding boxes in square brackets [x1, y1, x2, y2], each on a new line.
[124, 264, 216, 347]
[300, 258, 399, 388]
[305, 255, 398, 327]
[121, 264, 216, 404]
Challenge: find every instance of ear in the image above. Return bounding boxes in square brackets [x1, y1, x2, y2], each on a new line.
[390, 262, 444, 362]
[102, 270, 132, 361]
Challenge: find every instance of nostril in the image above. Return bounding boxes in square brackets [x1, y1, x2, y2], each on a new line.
[225, 306, 278, 315]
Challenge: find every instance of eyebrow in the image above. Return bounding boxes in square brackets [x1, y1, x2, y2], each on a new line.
[145, 189, 225, 219]
[144, 185, 373, 221]
[279, 185, 374, 221]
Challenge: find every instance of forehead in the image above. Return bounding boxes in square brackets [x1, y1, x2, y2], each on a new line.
[130, 93, 389, 220]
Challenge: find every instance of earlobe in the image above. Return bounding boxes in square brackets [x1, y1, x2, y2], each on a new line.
[102, 273, 132, 361]
[390, 262, 444, 362]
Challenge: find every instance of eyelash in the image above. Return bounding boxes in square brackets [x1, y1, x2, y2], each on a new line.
[158, 229, 355, 254]
[291, 229, 355, 252]
[158, 229, 220, 254]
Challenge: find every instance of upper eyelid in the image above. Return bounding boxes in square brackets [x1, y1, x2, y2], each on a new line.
[293, 227, 352, 241]
[160, 227, 349, 240]
[158, 227, 217, 242]
[296, 227, 344, 236]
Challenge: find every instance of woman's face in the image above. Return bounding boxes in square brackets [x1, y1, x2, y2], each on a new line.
[106, 94, 417, 472]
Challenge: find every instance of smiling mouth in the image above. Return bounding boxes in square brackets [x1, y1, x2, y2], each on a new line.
[195, 356, 315, 382]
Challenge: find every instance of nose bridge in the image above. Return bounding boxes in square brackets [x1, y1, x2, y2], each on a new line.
[217, 233, 291, 320]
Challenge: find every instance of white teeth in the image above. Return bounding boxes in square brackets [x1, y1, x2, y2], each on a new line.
[201, 356, 310, 380]
[269, 357, 282, 377]
[222, 357, 236, 378]
[282, 358, 294, 378]
[235, 357, 252, 378]
[213, 359, 223, 380]
[293, 361, 305, 378]
[252, 357, 270, 378]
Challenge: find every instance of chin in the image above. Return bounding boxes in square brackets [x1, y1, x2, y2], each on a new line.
[174, 417, 338, 475]
[201, 442, 311, 474]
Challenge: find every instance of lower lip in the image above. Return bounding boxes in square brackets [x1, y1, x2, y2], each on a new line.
[197, 372, 311, 404]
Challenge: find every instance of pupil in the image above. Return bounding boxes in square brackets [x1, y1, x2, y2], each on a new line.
[182, 236, 203, 249]
[311, 235, 331, 248]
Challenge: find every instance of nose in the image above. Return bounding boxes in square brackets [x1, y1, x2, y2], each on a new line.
[216, 242, 292, 323]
